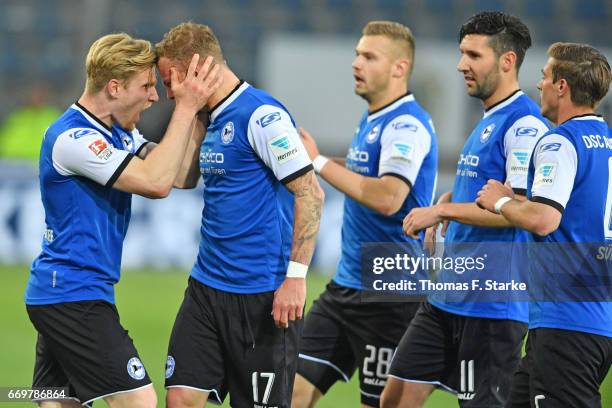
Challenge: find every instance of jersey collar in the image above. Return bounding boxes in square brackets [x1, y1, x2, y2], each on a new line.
[71, 102, 112, 137]
[367, 93, 415, 122]
[482, 90, 523, 119]
[564, 113, 605, 124]
[210, 81, 249, 122]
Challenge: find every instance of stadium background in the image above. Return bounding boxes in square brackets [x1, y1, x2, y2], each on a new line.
[0, 0, 610, 406]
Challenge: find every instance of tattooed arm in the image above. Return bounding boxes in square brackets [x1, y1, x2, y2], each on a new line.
[272, 170, 324, 328]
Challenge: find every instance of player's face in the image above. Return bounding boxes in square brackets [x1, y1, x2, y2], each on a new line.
[537, 58, 559, 123]
[457, 34, 501, 101]
[114, 67, 159, 130]
[157, 57, 186, 100]
[352, 35, 396, 102]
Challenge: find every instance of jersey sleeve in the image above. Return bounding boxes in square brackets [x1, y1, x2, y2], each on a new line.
[247, 104, 313, 183]
[132, 128, 150, 157]
[377, 114, 432, 188]
[530, 133, 577, 213]
[503, 115, 549, 195]
[52, 128, 132, 187]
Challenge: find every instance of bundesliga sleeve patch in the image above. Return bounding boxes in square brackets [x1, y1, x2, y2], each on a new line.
[268, 133, 299, 164]
[88, 139, 113, 161]
[509, 149, 531, 175]
[533, 163, 557, 188]
[390, 142, 414, 162]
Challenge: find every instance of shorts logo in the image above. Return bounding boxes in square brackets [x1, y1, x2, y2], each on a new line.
[480, 124, 495, 143]
[533, 163, 557, 188]
[391, 142, 414, 161]
[510, 149, 531, 175]
[515, 126, 538, 137]
[70, 129, 98, 139]
[366, 126, 380, 143]
[257, 112, 282, 128]
[88, 139, 113, 161]
[221, 122, 234, 144]
[392, 122, 418, 132]
[165, 356, 175, 379]
[268, 133, 299, 164]
[540, 142, 561, 152]
[127, 357, 146, 380]
[120, 132, 134, 151]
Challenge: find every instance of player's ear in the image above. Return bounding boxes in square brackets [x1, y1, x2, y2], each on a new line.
[106, 79, 122, 99]
[556, 78, 570, 97]
[393, 58, 410, 79]
[500, 51, 517, 74]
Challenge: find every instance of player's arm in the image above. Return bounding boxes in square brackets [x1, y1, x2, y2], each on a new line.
[173, 114, 208, 189]
[476, 133, 574, 236]
[113, 55, 221, 198]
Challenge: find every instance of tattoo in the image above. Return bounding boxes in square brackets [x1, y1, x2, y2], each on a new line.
[285, 170, 324, 265]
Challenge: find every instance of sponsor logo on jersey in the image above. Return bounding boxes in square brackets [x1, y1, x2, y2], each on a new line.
[221, 121, 234, 144]
[515, 126, 539, 137]
[257, 111, 282, 128]
[509, 149, 531, 175]
[269, 133, 299, 164]
[165, 356, 175, 379]
[458, 153, 479, 167]
[200, 149, 225, 164]
[366, 125, 380, 143]
[127, 357, 146, 380]
[88, 139, 113, 160]
[348, 147, 369, 163]
[70, 129, 98, 139]
[582, 134, 612, 149]
[540, 142, 561, 152]
[391, 142, 414, 161]
[533, 163, 556, 188]
[392, 122, 418, 132]
[120, 132, 134, 151]
[480, 124, 495, 143]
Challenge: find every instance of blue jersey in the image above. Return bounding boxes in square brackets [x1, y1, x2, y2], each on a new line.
[333, 93, 438, 289]
[25, 103, 148, 305]
[431, 91, 549, 322]
[527, 115, 611, 337]
[191, 82, 312, 294]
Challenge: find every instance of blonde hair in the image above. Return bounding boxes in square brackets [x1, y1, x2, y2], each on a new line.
[547, 42, 611, 108]
[363, 21, 415, 74]
[156, 22, 224, 67]
[85, 33, 156, 94]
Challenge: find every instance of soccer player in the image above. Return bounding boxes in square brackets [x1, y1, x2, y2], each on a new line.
[292, 21, 438, 408]
[476, 42, 611, 408]
[155, 23, 324, 408]
[25, 34, 221, 408]
[381, 12, 549, 408]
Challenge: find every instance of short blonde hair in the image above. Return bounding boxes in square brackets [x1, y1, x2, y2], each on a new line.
[363, 21, 415, 74]
[156, 22, 224, 67]
[85, 33, 156, 94]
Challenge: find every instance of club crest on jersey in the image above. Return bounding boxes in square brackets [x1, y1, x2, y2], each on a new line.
[221, 122, 234, 144]
[366, 126, 380, 143]
[88, 139, 113, 160]
[257, 111, 282, 128]
[127, 357, 146, 380]
[120, 132, 134, 151]
[269, 133, 298, 164]
[70, 128, 98, 139]
[165, 356, 175, 379]
[480, 124, 495, 143]
[533, 163, 557, 188]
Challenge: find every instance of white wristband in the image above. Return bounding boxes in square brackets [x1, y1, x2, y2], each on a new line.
[286, 261, 308, 278]
[312, 155, 329, 174]
[494, 196, 512, 214]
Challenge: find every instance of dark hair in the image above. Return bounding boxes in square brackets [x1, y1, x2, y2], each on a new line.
[459, 11, 532, 70]
[548, 42, 611, 108]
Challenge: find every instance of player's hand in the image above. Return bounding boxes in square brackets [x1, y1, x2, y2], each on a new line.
[476, 180, 514, 213]
[272, 277, 306, 329]
[424, 224, 437, 256]
[436, 191, 452, 237]
[403, 206, 442, 240]
[171, 54, 223, 114]
[298, 127, 320, 160]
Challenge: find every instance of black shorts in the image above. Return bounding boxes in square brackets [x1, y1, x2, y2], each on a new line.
[508, 328, 612, 408]
[388, 301, 527, 407]
[297, 281, 420, 407]
[165, 277, 302, 408]
[27, 301, 152, 407]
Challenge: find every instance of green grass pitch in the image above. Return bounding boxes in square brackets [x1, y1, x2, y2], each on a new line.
[1, 266, 609, 407]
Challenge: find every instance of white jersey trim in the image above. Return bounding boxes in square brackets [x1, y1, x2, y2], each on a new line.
[70, 104, 112, 137]
[571, 115, 605, 122]
[483, 90, 524, 119]
[210, 82, 251, 122]
[367, 94, 416, 122]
